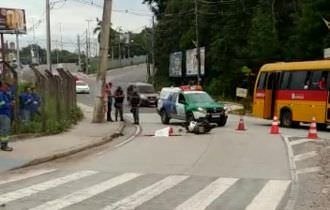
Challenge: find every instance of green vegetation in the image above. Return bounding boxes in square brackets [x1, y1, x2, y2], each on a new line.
[20, 44, 81, 65]
[14, 82, 83, 135]
[143, 0, 330, 99]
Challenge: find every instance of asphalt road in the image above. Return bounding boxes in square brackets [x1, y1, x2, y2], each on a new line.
[1, 64, 328, 209]
[77, 64, 155, 113]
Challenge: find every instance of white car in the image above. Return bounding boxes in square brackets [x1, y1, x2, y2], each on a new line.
[76, 80, 90, 94]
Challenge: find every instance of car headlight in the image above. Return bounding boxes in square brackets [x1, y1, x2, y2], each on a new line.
[140, 94, 147, 99]
[197, 107, 207, 113]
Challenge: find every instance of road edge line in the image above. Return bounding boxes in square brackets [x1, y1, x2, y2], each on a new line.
[281, 135, 299, 210]
[114, 124, 141, 149]
[9, 122, 126, 171]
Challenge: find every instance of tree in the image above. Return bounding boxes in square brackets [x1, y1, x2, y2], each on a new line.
[144, 0, 330, 98]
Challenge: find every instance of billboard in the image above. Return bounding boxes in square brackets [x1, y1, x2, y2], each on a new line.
[0, 8, 27, 34]
[169, 52, 182, 77]
[186, 47, 205, 76]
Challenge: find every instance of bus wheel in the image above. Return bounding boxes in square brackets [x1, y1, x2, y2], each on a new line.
[317, 123, 327, 131]
[280, 110, 293, 128]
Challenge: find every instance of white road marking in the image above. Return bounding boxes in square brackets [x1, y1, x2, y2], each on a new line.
[289, 139, 323, 146]
[114, 125, 141, 149]
[30, 173, 142, 210]
[175, 177, 238, 210]
[294, 151, 318, 162]
[296, 167, 322, 175]
[0, 170, 98, 205]
[245, 180, 291, 210]
[0, 169, 56, 186]
[103, 175, 189, 210]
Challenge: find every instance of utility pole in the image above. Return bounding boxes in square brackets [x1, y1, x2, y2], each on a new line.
[85, 29, 89, 74]
[86, 19, 93, 57]
[31, 18, 38, 64]
[92, 0, 112, 123]
[15, 27, 21, 71]
[194, 0, 201, 85]
[59, 23, 63, 63]
[118, 33, 121, 64]
[77, 34, 81, 71]
[151, 15, 155, 77]
[46, 0, 52, 72]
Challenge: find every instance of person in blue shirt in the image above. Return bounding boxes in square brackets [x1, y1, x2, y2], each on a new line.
[0, 81, 13, 151]
[30, 87, 41, 118]
[19, 87, 33, 123]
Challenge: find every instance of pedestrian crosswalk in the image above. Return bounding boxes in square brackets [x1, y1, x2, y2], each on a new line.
[0, 168, 291, 210]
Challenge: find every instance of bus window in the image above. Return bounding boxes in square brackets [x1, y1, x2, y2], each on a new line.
[267, 73, 274, 89]
[327, 73, 330, 90]
[310, 71, 323, 89]
[257, 72, 267, 89]
[280, 72, 290, 89]
[289, 71, 308, 90]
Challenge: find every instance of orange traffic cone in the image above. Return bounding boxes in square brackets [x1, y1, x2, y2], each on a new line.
[236, 116, 246, 131]
[308, 117, 318, 139]
[270, 116, 280, 134]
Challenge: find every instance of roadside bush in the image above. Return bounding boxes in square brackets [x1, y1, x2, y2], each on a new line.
[70, 106, 84, 124]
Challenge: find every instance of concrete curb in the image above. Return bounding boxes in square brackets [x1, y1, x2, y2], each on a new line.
[10, 122, 126, 171]
[11, 133, 48, 142]
[281, 135, 299, 210]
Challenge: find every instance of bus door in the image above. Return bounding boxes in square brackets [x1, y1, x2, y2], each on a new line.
[263, 72, 280, 119]
[327, 75, 330, 122]
[253, 72, 267, 118]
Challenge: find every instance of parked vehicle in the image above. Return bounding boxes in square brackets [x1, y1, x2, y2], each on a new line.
[157, 86, 228, 126]
[127, 82, 159, 107]
[75, 80, 90, 94]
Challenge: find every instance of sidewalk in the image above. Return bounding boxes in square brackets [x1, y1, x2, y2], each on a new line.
[0, 103, 124, 173]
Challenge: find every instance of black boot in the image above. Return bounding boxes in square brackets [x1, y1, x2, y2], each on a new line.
[1, 142, 13, 152]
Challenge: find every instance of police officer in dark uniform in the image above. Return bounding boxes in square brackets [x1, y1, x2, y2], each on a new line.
[130, 90, 141, 125]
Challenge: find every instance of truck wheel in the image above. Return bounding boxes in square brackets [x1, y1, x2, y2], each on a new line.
[217, 116, 227, 127]
[186, 113, 195, 125]
[161, 110, 170, 124]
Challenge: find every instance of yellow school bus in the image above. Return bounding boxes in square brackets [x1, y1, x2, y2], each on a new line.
[253, 60, 330, 128]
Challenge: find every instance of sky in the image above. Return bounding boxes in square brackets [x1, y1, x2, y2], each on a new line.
[1, 0, 152, 52]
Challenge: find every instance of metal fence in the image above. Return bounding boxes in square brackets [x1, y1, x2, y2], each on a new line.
[32, 67, 76, 132]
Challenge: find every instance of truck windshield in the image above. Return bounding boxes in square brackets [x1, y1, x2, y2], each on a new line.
[185, 92, 214, 103]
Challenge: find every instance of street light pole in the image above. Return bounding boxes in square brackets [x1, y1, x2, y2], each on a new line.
[46, 0, 52, 72]
[194, 0, 201, 85]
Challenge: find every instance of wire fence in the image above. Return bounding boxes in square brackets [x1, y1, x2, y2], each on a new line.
[31, 67, 78, 133]
[1, 62, 80, 134]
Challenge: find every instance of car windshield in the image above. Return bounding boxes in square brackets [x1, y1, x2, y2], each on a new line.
[76, 81, 87, 86]
[185, 92, 214, 103]
[137, 85, 155, 93]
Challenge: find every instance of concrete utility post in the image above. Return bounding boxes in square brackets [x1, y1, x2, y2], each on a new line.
[15, 28, 21, 71]
[194, 0, 201, 85]
[46, 0, 52, 72]
[151, 15, 155, 77]
[77, 34, 81, 71]
[85, 29, 89, 74]
[92, 0, 113, 123]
